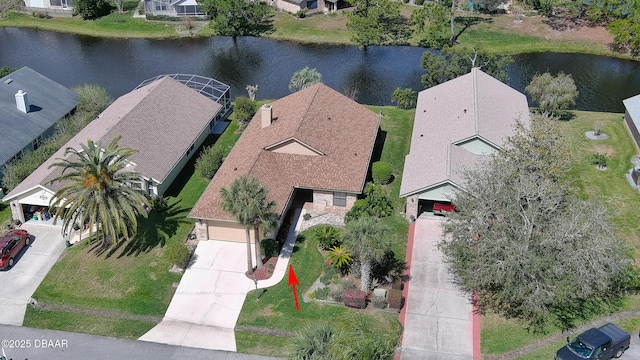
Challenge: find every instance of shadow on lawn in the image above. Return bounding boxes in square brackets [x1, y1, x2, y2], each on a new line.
[103, 200, 191, 258]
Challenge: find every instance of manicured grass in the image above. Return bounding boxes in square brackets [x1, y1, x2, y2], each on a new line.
[236, 228, 402, 353]
[24, 309, 156, 339]
[0, 11, 214, 39]
[481, 111, 640, 356]
[269, 11, 351, 45]
[24, 115, 243, 337]
[235, 331, 291, 357]
[0, 201, 11, 228]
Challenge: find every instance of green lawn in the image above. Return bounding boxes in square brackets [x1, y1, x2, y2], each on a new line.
[481, 111, 640, 356]
[24, 115, 241, 335]
[0, 201, 11, 228]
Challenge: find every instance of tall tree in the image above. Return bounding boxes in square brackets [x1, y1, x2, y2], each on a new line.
[439, 114, 629, 331]
[391, 87, 417, 109]
[288, 67, 322, 93]
[421, 46, 512, 88]
[342, 216, 391, 291]
[200, 0, 273, 40]
[74, 0, 112, 19]
[410, 2, 450, 49]
[525, 72, 579, 115]
[0, 0, 20, 17]
[220, 175, 277, 272]
[48, 137, 150, 247]
[345, 0, 411, 50]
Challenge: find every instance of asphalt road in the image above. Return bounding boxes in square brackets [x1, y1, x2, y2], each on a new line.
[0, 324, 281, 360]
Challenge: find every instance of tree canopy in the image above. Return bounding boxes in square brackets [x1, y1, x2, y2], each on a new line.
[421, 46, 512, 88]
[48, 137, 151, 247]
[410, 3, 450, 49]
[391, 87, 417, 109]
[345, 0, 411, 50]
[74, 0, 112, 20]
[199, 0, 273, 39]
[343, 216, 391, 291]
[439, 113, 629, 330]
[525, 71, 579, 115]
[289, 67, 323, 93]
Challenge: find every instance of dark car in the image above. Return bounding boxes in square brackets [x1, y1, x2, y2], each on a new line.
[0, 229, 30, 269]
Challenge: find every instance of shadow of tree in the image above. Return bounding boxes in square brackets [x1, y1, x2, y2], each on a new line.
[104, 200, 191, 258]
[454, 16, 492, 41]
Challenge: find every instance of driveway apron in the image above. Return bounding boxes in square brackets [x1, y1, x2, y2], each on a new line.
[0, 223, 66, 326]
[140, 241, 254, 351]
[400, 217, 476, 360]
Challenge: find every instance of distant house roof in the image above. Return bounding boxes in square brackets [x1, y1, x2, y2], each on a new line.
[624, 93, 640, 128]
[4, 76, 223, 201]
[0, 67, 78, 168]
[189, 83, 380, 221]
[399, 68, 529, 198]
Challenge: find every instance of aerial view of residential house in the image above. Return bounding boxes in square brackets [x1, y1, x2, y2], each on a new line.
[0, 66, 78, 183]
[624, 93, 640, 150]
[271, 0, 343, 14]
[189, 83, 380, 243]
[145, 0, 205, 17]
[400, 67, 530, 220]
[2, 74, 230, 225]
[21, 0, 74, 14]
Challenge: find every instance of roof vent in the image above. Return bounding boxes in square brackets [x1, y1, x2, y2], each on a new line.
[15, 90, 29, 113]
[261, 104, 272, 128]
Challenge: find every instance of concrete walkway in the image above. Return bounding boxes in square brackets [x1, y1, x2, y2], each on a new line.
[399, 217, 479, 360]
[0, 223, 66, 326]
[140, 209, 301, 351]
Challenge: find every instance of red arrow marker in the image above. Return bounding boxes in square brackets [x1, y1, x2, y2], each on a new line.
[288, 264, 300, 311]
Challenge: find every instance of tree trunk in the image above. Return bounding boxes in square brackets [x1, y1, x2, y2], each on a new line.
[254, 224, 264, 270]
[360, 258, 372, 291]
[449, 0, 457, 45]
[245, 227, 254, 274]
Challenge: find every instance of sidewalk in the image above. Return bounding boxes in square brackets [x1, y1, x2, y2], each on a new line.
[398, 217, 479, 360]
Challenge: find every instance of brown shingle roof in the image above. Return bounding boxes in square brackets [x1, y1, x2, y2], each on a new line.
[400, 68, 529, 197]
[189, 83, 380, 220]
[4, 77, 221, 200]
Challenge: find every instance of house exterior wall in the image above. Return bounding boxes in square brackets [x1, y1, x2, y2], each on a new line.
[458, 138, 498, 155]
[275, 0, 303, 12]
[312, 190, 356, 213]
[625, 111, 640, 151]
[417, 183, 456, 202]
[405, 195, 418, 220]
[206, 219, 257, 243]
[269, 140, 320, 156]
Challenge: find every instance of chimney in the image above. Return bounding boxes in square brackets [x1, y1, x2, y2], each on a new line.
[261, 104, 272, 128]
[15, 90, 29, 113]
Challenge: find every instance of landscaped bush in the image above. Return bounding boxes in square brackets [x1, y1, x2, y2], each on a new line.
[387, 289, 402, 309]
[392, 277, 403, 290]
[372, 161, 393, 185]
[343, 289, 367, 309]
[314, 225, 341, 250]
[165, 241, 190, 268]
[344, 183, 393, 223]
[260, 238, 280, 258]
[326, 245, 352, 272]
[415, 0, 425, 5]
[315, 287, 330, 300]
[194, 145, 227, 179]
[320, 266, 338, 286]
[233, 96, 257, 127]
[145, 14, 184, 21]
[123, 0, 138, 11]
[372, 296, 388, 309]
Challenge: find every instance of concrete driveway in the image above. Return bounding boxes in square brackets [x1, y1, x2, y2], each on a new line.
[400, 217, 477, 360]
[140, 240, 254, 351]
[0, 222, 66, 326]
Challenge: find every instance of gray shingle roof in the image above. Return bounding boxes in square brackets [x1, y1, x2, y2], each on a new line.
[0, 67, 78, 167]
[400, 68, 529, 198]
[4, 76, 222, 200]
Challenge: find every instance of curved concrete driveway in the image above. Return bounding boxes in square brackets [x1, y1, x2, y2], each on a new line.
[0, 223, 66, 325]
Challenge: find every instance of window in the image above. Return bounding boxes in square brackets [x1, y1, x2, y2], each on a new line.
[333, 192, 347, 207]
[130, 182, 142, 191]
[186, 144, 195, 156]
[154, 1, 167, 10]
[50, 0, 62, 5]
[32, 135, 43, 151]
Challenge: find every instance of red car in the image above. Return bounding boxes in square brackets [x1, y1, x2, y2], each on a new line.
[0, 229, 30, 269]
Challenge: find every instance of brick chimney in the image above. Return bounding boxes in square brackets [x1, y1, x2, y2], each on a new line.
[261, 104, 272, 128]
[15, 90, 29, 113]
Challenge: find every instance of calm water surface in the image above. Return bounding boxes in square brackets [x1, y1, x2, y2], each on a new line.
[1, 27, 639, 112]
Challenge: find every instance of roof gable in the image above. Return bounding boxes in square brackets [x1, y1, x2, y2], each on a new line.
[400, 68, 529, 197]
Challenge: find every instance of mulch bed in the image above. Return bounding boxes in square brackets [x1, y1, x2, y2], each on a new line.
[245, 256, 278, 280]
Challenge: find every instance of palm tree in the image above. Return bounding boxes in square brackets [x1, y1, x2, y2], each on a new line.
[220, 175, 277, 273]
[343, 216, 390, 291]
[289, 67, 323, 92]
[48, 137, 150, 247]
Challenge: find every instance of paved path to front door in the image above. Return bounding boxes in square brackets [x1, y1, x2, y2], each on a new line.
[0, 223, 67, 326]
[399, 217, 479, 360]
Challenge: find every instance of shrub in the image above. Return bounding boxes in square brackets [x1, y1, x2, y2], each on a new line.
[344, 199, 368, 223]
[123, 0, 138, 10]
[330, 278, 357, 302]
[387, 289, 402, 309]
[166, 241, 190, 268]
[320, 266, 338, 286]
[315, 225, 341, 250]
[327, 245, 352, 270]
[315, 287, 330, 300]
[233, 96, 257, 127]
[195, 145, 227, 179]
[392, 277, 403, 290]
[343, 289, 367, 309]
[372, 296, 388, 309]
[415, 0, 425, 4]
[290, 322, 335, 359]
[372, 161, 393, 185]
[74, 0, 113, 20]
[295, 8, 307, 18]
[345, 183, 393, 223]
[261, 238, 280, 258]
[303, 213, 312, 220]
[592, 153, 607, 168]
